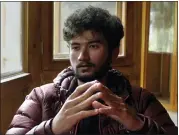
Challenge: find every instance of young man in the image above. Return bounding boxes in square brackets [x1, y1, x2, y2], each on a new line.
[7, 6, 177, 135]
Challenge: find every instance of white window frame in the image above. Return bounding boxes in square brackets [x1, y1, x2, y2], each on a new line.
[53, 2, 127, 60]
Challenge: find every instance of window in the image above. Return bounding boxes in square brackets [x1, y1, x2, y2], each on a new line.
[1, 2, 23, 79]
[146, 2, 176, 102]
[141, 2, 177, 111]
[148, 2, 175, 53]
[53, 2, 126, 60]
[41, 2, 133, 72]
[0, 2, 33, 134]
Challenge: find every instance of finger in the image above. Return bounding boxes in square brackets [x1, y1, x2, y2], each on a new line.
[92, 101, 108, 109]
[63, 86, 101, 110]
[100, 103, 127, 113]
[97, 92, 114, 106]
[95, 83, 112, 94]
[74, 82, 113, 106]
[98, 107, 113, 115]
[110, 98, 124, 106]
[97, 91, 124, 108]
[98, 107, 121, 122]
[92, 83, 119, 106]
[71, 109, 99, 122]
[67, 92, 101, 114]
[71, 83, 102, 105]
[68, 80, 97, 99]
[72, 82, 117, 106]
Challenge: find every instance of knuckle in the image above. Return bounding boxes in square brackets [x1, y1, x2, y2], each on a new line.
[84, 98, 93, 106]
[98, 92, 104, 98]
[81, 111, 89, 118]
[64, 109, 69, 116]
[96, 83, 103, 88]
[76, 85, 83, 91]
[65, 100, 73, 107]
[79, 111, 85, 117]
[81, 92, 87, 99]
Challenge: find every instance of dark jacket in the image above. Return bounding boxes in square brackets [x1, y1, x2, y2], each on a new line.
[6, 67, 177, 135]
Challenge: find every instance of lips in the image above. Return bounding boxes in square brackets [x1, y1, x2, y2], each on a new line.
[77, 62, 95, 68]
[78, 65, 92, 68]
[79, 65, 92, 68]
[77, 64, 94, 68]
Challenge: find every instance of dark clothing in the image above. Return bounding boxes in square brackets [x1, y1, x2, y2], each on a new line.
[77, 116, 99, 134]
[6, 67, 177, 135]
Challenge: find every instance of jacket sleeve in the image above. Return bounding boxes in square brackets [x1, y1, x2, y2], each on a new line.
[130, 88, 177, 135]
[6, 87, 55, 135]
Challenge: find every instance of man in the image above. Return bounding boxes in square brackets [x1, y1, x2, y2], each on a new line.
[7, 6, 177, 135]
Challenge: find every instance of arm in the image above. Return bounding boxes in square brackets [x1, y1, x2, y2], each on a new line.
[6, 67, 75, 135]
[130, 88, 177, 135]
[91, 83, 177, 135]
[6, 87, 54, 135]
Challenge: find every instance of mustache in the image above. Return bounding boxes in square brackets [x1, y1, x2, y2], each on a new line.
[76, 62, 95, 68]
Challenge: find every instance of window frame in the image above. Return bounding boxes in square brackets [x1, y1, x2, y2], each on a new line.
[140, 2, 177, 111]
[53, 2, 127, 60]
[1, 2, 27, 79]
[0, 2, 32, 133]
[41, 2, 134, 71]
[0, 2, 30, 82]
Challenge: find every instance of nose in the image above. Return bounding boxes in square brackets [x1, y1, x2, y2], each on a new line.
[78, 48, 90, 61]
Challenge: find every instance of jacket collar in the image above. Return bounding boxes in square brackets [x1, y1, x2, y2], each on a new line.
[53, 67, 132, 101]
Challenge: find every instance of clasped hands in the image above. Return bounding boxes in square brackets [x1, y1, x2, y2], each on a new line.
[52, 80, 144, 134]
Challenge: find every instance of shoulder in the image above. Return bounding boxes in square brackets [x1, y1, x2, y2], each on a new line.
[130, 85, 160, 113]
[131, 85, 156, 100]
[27, 83, 57, 104]
[39, 83, 57, 97]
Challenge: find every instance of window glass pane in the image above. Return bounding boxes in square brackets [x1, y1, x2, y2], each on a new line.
[148, 2, 175, 53]
[53, 2, 117, 59]
[60, 2, 116, 54]
[146, 2, 176, 102]
[1, 2, 23, 78]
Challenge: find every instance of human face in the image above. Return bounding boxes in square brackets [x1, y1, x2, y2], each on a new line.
[69, 30, 109, 83]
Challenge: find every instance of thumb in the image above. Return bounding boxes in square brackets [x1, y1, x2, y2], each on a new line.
[92, 101, 107, 109]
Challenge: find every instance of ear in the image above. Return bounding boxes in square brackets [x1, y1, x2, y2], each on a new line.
[112, 47, 119, 62]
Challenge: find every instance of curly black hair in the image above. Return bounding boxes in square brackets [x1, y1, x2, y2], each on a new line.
[63, 6, 124, 51]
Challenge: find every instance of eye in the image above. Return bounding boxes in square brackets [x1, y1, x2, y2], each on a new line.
[71, 46, 80, 51]
[89, 44, 99, 49]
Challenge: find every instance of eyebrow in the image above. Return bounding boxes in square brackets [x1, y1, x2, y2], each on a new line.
[70, 39, 102, 46]
[88, 40, 102, 44]
[70, 42, 80, 46]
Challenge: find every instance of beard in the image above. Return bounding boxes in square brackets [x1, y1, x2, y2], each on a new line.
[74, 60, 111, 83]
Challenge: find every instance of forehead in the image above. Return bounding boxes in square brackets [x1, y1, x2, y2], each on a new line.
[70, 30, 106, 44]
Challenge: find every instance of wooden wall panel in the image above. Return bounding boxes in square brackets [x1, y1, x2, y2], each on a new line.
[0, 2, 42, 134]
[146, 53, 162, 94]
[160, 54, 171, 99]
[146, 53, 171, 99]
[1, 74, 31, 134]
[27, 2, 43, 91]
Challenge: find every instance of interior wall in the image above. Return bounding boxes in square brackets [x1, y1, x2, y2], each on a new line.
[0, 2, 42, 134]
